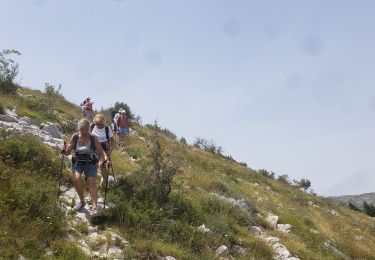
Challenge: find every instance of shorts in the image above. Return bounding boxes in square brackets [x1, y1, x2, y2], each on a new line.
[118, 127, 128, 135]
[72, 163, 97, 178]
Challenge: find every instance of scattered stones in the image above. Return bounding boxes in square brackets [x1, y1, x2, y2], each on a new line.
[310, 229, 320, 235]
[211, 193, 251, 214]
[197, 224, 210, 233]
[107, 246, 124, 258]
[266, 213, 279, 227]
[232, 245, 246, 255]
[163, 257, 176, 260]
[329, 209, 339, 216]
[250, 225, 264, 235]
[215, 245, 229, 257]
[308, 201, 319, 208]
[354, 235, 364, 241]
[277, 224, 292, 233]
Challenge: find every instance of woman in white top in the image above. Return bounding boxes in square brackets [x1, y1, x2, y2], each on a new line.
[90, 114, 116, 186]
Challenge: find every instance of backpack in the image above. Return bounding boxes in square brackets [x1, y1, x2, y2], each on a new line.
[71, 133, 98, 165]
[111, 111, 119, 123]
[72, 133, 96, 152]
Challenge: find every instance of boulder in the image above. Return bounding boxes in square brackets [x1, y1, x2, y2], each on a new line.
[107, 246, 123, 259]
[19, 116, 33, 125]
[250, 226, 263, 235]
[42, 123, 64, 139]
[266, 213, 279, 227]
[0, 114, 17, 123]
[215, 245, 229, 257]
[277, 224, 292, 233]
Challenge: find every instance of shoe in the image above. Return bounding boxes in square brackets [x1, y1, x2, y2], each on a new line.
[90, 207, 101, 216]
[74, 200, 85, 211]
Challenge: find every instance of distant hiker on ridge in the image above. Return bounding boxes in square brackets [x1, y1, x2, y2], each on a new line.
[62, 119, 109, 215]
[82, 97, 94, 123]
[116, 108, 129, 148]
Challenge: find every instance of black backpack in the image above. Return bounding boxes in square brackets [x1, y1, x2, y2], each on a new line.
[72, 133, 96, 152]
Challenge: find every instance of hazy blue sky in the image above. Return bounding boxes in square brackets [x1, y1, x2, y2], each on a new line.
[2, 0, 375, 195]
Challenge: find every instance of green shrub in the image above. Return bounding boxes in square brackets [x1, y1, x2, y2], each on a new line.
[0, 133, 65, 259]
[50, 241, 87, 259]
[0, 49, 21, 95]
[145, 121, 177, 139]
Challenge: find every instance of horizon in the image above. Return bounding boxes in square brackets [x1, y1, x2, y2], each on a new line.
[2, 0, 375, 196]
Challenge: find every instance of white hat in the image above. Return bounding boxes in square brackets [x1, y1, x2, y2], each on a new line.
[119, 108, 126, 113]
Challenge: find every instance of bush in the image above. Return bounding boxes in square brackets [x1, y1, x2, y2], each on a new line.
[194, 137, 222, 155]
[145, 121, 177, 140]
[0, 49, 21, 94]
[363, 201, 375, 217]
[44, 82, 63, 99]
[294, 178, 312, 192]
[0, 133, 65, 259]
[258, 169, 275, 179]
[277, 174, 290, 184]
[124, 133, 181, 206]
[180, 137, 187, 145]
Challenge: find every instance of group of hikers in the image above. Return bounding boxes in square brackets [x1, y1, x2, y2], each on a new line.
[61, 98, 129, 215]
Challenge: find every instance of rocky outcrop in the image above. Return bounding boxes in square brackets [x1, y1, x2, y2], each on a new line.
[0, 109, 64, 148]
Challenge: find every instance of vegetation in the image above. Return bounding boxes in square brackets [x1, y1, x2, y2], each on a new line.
[194, 137, 222, 155]
[363, 201, 375, 217]
[0, 131, 78, 259]
[145, 120, 177, 140]
[113, 101, 134, 120]
[0, 49, 21, 95]
[1, 84, 375, 259]
[0, 102, 4, 115]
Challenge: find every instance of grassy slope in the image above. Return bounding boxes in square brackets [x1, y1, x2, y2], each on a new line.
[1, 88, 375, 259]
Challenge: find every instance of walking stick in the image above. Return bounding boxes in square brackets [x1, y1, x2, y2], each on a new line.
[58, 142, 67, 200]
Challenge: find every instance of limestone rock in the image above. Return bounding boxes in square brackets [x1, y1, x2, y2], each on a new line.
[215, 245, 229, 257]
[277, 224, 292, 233]
[266, 213, 279, 227]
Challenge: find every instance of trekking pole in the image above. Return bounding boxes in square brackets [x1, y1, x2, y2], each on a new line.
[110, 163, 117, 194]
[103, 160, 109, 210]
[58, 142, 67, 200]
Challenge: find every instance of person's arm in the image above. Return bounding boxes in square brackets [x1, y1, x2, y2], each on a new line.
[125, 116, 129, 128]
[63, 135, 75, 156]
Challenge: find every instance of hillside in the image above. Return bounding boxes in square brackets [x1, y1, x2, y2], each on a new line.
[1, 87, 375, 259]
[330, 193, 375, 209]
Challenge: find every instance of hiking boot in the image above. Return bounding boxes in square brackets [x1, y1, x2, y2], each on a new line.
[74, 201, 85, 211]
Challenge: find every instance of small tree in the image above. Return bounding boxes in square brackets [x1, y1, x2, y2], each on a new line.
[0, 49, 21, 94]
[348, 202, 361, 212]
[277, 174, 290, 184]
[294, 178, 311, 192]
[44, 83, 62, 98]
[363, 201, 375, 217]
[113, 101, 134, 120]
[258, 169, 275, 179]
[194, 137, 222, 155]
[180, 137, 187, 145]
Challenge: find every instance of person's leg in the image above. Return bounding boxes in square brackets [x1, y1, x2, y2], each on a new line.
[86, 165, 98, 209]
[73, 171, 84, 202]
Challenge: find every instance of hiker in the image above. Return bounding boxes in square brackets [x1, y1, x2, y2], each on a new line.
[83, 97, 94, 123]
[116, 108, 129, 148]
[62, 118, 109, 215]
[109, 106, 119, 139]
[90, 113, 115, 187]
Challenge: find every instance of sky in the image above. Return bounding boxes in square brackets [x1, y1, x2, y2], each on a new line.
[1, 0, 375, 196]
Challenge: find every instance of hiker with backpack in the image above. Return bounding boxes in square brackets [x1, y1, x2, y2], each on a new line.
[83, 97, 94, 123]
[109, 106, 119, 140]
[62, 118, 109, 215]
[90, 113, 115, 187]
[116, 108, 129, 148]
